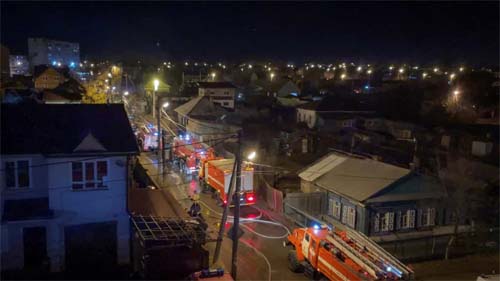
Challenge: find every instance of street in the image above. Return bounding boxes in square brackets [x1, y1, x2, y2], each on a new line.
[137, 153, 308, 280]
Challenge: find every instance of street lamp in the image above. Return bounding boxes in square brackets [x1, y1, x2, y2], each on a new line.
[162, 102, 169, 108]
[211, 72, 216, 81]
[154, 79, 160, 91]
[367, 69, 372, 75]
[422, 72, 428, 79]
[247, 151, 256, 161]
[270, 72, 275, 81]
[123, 91, 129, 96]
[357, 66, 362, 72]
[449, 73, 456, 80]
[398, 68, 404, 74]
[453, 90, 460, 96]
[459, 67, 465, 72]
[433, 67, 439, 73]
[341, 73, 346, 80]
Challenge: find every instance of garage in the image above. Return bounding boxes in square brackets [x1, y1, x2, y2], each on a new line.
[64, 221, 117, 278]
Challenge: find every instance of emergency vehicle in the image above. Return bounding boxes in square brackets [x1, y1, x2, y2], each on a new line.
[200, 158, 256, 206]
[284, 225, 414, 280]
[172, 135, 215, 174]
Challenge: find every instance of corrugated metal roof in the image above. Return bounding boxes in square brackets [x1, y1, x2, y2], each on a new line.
[301, 152, 410, 202]
[298, 153, 348, 182]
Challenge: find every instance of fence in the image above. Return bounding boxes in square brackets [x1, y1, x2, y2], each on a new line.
[261, 177, 284, 212]
[283, 192, 327, 227]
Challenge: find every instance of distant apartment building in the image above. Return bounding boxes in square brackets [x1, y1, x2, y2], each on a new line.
[28, 38, 80, 69]
[9, 55, 30, 76]
[198, 82, 236, 109]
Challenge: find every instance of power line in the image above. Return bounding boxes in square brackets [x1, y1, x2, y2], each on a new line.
[0, 136, 236, 172]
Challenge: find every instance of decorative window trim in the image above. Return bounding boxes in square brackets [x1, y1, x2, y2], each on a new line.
[71, 160, 109, 190]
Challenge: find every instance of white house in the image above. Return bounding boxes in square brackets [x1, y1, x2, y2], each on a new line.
[0, 104, 138, 276]
[198, 81, 236, 109]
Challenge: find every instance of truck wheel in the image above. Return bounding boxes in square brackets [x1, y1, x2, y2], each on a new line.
[288, 250, 303, 273]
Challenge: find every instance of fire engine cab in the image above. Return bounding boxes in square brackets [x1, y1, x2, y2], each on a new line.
[284, 225, 414, 280]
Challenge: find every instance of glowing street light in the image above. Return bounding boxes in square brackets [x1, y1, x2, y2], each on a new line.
[248, 64, 252, 69]
[433, 67, 439, 73]
[270, 72, 275, 81]
[247, 151, 256, 161]
[453, 90, 460, 96]
[341, 73, 347, 80]
[389, 66, 394, 70]
[459, 67, 465, 72]
[449, 73, 456, 80]
[357, 66, 362, 72]
[398, 68, 405, 74]
[185, 62, 189, 66]
[162, 102, 170, 108]
[211, 72, 216, 81]
[123, 91, 129, 96]
[154, 79, 160, 91]
[422, 72, 428, 79]
[367, 69, 372, 75]
[108, 72, 112, 78]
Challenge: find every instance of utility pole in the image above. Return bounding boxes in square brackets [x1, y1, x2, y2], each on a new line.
[157, 99, 162, 174]
[212, 158, 237, 264]
[231, 130, 242, 280]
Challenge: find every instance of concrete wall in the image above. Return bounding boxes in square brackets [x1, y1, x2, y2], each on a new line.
[199, 88, 235, 109]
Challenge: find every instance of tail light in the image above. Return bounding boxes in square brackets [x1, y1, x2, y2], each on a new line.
[245, 193, 255, 203]
[223, 199, 227, 205]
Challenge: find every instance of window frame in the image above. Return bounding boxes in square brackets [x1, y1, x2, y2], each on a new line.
[71, 160, 109, 190]
[4, 159, 31, 189]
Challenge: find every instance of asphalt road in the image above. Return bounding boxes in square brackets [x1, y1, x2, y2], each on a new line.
[138, 153, 307, 281]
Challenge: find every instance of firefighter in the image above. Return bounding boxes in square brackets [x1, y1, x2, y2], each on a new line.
[189, 190, 201, 217]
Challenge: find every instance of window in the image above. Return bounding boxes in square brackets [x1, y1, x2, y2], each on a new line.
[373, 213, 380, 232]
[4, 160, 30, 188]
[380, 212, 394, 232]
[421, 208, 436, 226]
[347, 207, 356, 228]
[72, 161, 108, 190]
[341, 205, 356, 228]
[223, 102, 229, 106]
[333, 200, 341, 219]
[402, 209, 416, 229]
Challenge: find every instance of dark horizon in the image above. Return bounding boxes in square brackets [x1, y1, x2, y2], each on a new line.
[1, 1, 499, 65]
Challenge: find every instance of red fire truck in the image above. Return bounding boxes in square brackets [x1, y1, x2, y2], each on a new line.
[200, 158, 255, 206]
[172, 136, 215, 174]
[284, 225, 414, 280]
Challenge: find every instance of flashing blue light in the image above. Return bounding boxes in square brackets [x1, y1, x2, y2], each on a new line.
[153, 132, 158, 136]
[52, 61, 57, 66]
[185, 134, 190, 141]
[386, 266, 392, 272]
[70, 62, 76, 68]
[290, 92, 298, 97]
[364, 85, 370, 90]
[313, 224, 320, 230]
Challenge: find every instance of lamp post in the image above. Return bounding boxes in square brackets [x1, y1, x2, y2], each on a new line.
[153, 79, 160, 119]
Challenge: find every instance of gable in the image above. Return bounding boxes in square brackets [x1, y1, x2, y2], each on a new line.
[73, 132, 107, 152]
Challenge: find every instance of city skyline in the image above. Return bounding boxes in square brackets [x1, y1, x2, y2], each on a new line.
[1, 1, 499, 65]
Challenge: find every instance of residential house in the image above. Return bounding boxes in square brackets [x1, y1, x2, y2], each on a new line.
[1, 104, 138, 275]
[291, 152, 458, 260]
[34, 66, 66, 90]
[198, 81, 236, 109]
[174, 96, 239, 143]
[296, 95, 376, 130]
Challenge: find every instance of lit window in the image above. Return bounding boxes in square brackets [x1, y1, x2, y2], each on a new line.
[72, 161, 108, 190]
[4, 160, 30, 188]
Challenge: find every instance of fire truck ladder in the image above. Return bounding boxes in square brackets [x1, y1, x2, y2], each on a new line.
[326, 232, 383, 279]
[344, 229, 414, 279]
[326, 229, 413, 280]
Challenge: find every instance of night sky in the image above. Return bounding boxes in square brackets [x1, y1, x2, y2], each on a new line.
[1, 1, 499, 65]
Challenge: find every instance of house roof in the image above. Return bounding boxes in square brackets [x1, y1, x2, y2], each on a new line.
[33, 65, 68, 79]
[297, 95, 375, 112]
[1, 104, 139, 155]
[174, 96, 227, 117]
[299, 152, 410, 202]
[198, 81, 236, 89]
